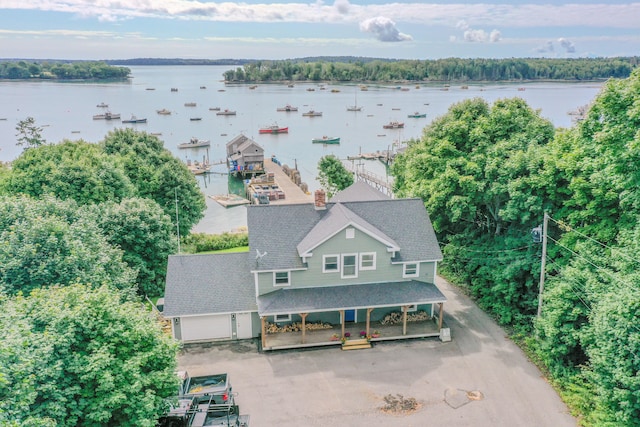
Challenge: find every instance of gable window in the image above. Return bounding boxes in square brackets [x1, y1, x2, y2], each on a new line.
[274, 314, 291, 322]
[323, 255, 339, 273]
[359, 252, 376, 271]
[345, 228, 355, 239]
[273, 271, 290, 287]
[342, 254, 358, 278]
[403, 263, 419, 278]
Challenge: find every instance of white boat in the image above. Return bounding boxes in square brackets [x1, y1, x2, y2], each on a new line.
[178, 137, 211, 149]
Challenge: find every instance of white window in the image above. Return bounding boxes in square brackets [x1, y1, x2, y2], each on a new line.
[406, 304, 418, 312]
[345, 228, 355, 239]
[403, 263, 419, 278]
[323, 255, 339, 273]
[273, 271, 290, 287]
[359, 252, 376, 271]
[341, 254, 358, 278]
[274, 314, 291, 322]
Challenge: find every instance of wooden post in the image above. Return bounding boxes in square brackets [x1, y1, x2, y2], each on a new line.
[402, 305, 408, 335]
[260, 316, 266, 349]
[340, 310, 345, 338]
[438, 303, 444, 329]
[300, 313, 308, 344]
[366, 308, 373, 335]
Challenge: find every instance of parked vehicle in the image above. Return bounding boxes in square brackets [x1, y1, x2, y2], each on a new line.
[157, 396, 249, 427]
[178, 371, 232, 404]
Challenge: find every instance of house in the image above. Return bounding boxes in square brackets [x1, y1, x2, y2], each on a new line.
[163, 181, 448, 350]
[226, 134, 264, 177]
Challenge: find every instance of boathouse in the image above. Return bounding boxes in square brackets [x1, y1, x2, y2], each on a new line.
[226, 134, 264, 177]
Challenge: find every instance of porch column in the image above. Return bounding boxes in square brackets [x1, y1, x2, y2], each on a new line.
[402, 305, 408, 335]
[260, 316, 266, 349]
[366, 308, 374, 335]
[438, 303, 444, 329]
[300, 313, 308, 344]
[339, 310, 345, 338]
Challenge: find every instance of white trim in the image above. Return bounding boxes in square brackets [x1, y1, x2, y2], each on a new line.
[298, 221, 400, 257]
[273, 271, 291, 287]
[322, 254, 340, 273]
[359, 252, 376, 271]
[341, 253, 358, 278]
[391, 258, 441, 265]
[274, 314, 291, 322]
[403, 263, 419, 278]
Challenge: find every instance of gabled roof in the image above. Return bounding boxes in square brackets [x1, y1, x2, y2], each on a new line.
[329, 180, 390, 202]
[247, 196, 442, 271]
[296, 203, 399, 257]
[164, 252, 257, 317]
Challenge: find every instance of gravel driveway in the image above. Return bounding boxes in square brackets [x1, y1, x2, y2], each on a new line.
[178, 276, 577, 427]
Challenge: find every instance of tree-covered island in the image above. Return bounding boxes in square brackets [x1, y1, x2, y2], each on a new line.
[0, 60, 130, 80]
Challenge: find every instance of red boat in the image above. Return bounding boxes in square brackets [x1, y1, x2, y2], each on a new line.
[259, 124, 288, 134]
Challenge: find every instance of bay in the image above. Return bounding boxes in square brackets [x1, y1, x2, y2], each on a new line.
[0, 65, 604, 234]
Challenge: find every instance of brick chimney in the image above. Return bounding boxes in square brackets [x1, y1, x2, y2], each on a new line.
[314, 189, 326, 210]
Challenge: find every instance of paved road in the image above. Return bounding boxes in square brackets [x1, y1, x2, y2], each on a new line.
[179, 276, 577, 427]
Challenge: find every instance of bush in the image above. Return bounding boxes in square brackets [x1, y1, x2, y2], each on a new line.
[182, 232, 248, 253]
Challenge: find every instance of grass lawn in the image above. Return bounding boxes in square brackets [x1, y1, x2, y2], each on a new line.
[202, 246, 249, 254]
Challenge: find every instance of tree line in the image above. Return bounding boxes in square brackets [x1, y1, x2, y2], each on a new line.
[0, 128, 206, 425]
[223, 57, 639, 83]
[0, 60, 130, 80]
[391, 68, 640, 426]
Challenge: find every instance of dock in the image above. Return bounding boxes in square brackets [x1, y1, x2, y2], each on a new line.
[248, 158, 313, 205]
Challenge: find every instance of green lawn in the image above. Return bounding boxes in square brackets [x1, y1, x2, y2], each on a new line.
[202, 246, 249, 254]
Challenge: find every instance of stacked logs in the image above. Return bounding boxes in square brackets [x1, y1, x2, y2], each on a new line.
[380, 310, 430, 326]
[266, 321, 333, 334]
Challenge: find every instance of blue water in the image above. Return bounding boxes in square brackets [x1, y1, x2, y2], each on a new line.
[0, 66, 604, 233]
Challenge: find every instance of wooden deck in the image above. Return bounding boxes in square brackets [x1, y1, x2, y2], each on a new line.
[261, 158, 313, 205]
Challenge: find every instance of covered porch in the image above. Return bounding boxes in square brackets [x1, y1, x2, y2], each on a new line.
[257, 280, 449, 351]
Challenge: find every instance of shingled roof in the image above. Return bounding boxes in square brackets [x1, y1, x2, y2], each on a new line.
[247, 196, 442, 271]
[163, 252, 257, 318]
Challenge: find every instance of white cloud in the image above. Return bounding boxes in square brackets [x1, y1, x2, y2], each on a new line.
[558, 37, 576, 53]
[359, 16, 412, 42]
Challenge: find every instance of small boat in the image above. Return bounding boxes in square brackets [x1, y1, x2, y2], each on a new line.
[156, 108, 172, 115]
[312, 136, 340, 144]
[249, 85, 257, 89]
[306, 88, 315, 92]
[96, 102, 108, 108]
[383, 121, 404, 129]
[200, 86, 206, 89]
[122, 115, 147, 124]
[302, 110, 322, 117]
[287, 84, 294, 88]
[93, 111, 121, 120]
[259, 124, 288, 134]
[146, 88, 156, 91]
[407, 112, 426, 118]
[184, 102, 196, 107]
[518, 87, 526, 91]
[209, 107, 221, 111]
[171, 88, 178, 92]
[276, 104, 298, 112]
[331, 89, 340, 93]
[190, 117, 202, 121]
[216, 109, 236, 116]
[178, 137, 211, 149]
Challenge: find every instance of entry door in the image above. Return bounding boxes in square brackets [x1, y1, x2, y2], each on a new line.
[344, 309, 356, 322]
[235, 312, 253, 339]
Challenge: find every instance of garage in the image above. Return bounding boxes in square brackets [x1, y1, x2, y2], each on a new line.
[180, 314, 231, 342]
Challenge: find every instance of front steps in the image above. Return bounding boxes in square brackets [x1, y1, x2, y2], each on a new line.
[341, 338, 372, 350]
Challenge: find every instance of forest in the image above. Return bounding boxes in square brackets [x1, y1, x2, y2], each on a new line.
[391, 68, 640, 426]
[0, 60, 130, 80]
[223, 56, 639, 83]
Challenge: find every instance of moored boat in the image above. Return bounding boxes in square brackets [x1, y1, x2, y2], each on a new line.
[276, 104, 298, 112]
[209, 107, 221, 111]
[216, 109, 236, 116]
[184, 102, 196, 107]
[302, 110, 322, 117]
[122, 115, 147, 124]
[178, 137, 211, 149]
[383, 121, 404, 129]
[96, 102, 108, 108]
[156, 108, 172, 115]
[407, 112, 426, 118]
[312, 136, 340, 144]
[190, 117, 202, 121]
[259, 124, 288, 134]
[93, 111, 121, 120]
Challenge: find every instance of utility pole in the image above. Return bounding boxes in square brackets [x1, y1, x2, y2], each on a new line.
[175, 188, 181, 254]
[537, 212, 549, 317]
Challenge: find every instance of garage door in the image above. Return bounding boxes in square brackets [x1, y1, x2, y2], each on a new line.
[180, 314, 231, 342]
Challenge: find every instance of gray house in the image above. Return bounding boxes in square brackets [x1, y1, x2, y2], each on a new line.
[225, 134, 264, 177]
[164, 181, 448, 350]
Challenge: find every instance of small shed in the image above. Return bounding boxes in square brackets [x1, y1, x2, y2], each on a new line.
[226, 134, 265, 177]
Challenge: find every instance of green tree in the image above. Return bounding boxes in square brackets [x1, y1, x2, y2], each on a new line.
[87, 198, 177, 297]
[0, 284, 179, 426]
[0, 195, 136, 296]
[317, 154, 354, 197]
[15, 116, 46, 149]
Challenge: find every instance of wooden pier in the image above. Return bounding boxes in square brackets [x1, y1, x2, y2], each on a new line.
[344, 163, 394, 197]
[247, 158, 312, 205]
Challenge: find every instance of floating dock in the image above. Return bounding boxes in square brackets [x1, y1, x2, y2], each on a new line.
[209, 194, 251, 208]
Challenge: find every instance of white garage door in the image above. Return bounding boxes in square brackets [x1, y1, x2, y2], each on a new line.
[181, 314, 231, 341]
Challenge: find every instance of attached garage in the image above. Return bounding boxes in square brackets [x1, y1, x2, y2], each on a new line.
[180, 314, 232, 342]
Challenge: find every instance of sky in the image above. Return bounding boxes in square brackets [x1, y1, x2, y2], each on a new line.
[0, 0, 639, 60]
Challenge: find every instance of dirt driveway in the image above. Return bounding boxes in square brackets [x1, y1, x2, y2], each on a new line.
[178, 276, 577, 427]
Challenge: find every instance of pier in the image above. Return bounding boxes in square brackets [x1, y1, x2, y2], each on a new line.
[344, 163, 394, 197]
[247, 158, 313, 205]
